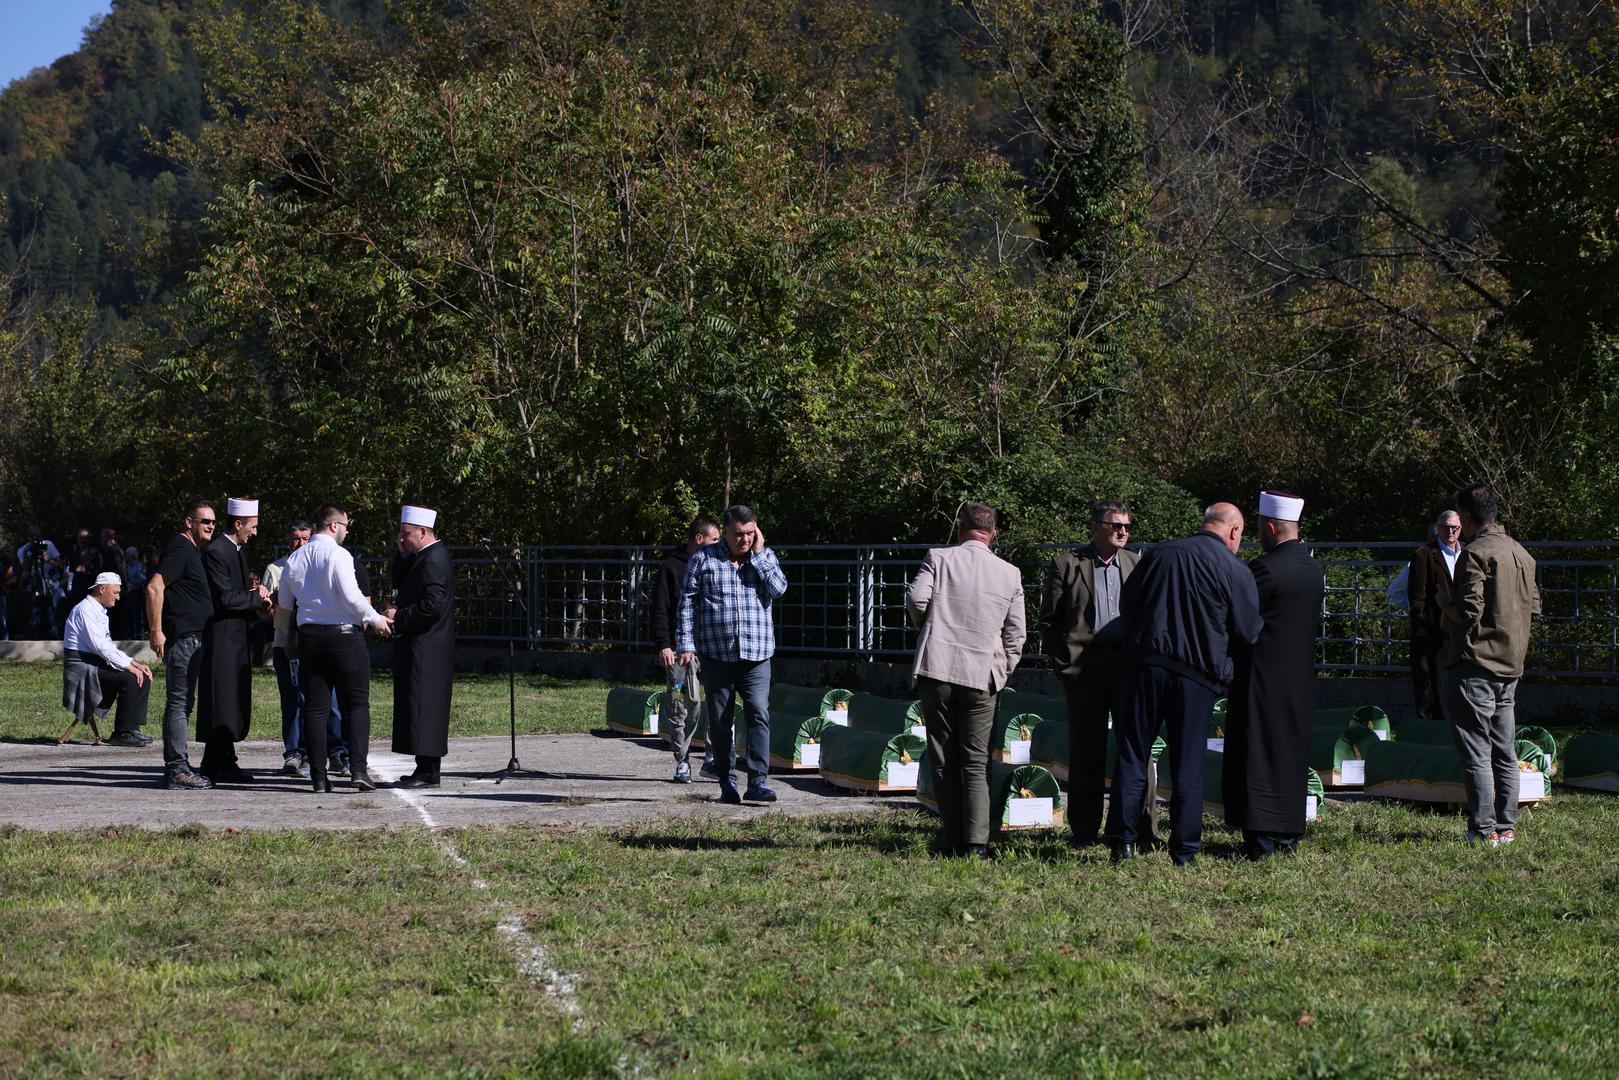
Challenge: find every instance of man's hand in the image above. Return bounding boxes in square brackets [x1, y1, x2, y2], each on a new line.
[659, 647, 676, 668]
[127, 661, 153, 687]
[371, 616, 393, 638]
[677, 651, 695, 666]
[383, 605, 398, 622]
[751, 526, 765, 553]
[150, 629, 166, 660]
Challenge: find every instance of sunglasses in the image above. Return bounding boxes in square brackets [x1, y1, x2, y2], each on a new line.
[1095, 521, 1132, 532]
[195, 518, 217, 526]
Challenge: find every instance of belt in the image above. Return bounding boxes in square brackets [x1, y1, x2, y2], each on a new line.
[299, 623, 362, 635]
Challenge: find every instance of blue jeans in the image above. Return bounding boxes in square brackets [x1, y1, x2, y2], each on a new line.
[272, 646, 346, 759]
[1107, 659, 1218, 862]
[161, 634, 204, 769]
[699, 656, 772, 782]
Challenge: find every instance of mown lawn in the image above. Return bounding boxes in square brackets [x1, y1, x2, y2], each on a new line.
[2, 797, 1617, 1077]
[0, 659, 652, 743]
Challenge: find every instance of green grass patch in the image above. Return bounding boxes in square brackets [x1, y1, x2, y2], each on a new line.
[2, 798, 1617, 1076]
[0, 659, 652, 743]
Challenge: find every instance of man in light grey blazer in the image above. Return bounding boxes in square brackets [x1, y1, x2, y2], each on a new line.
[907, 502, 1027, 858]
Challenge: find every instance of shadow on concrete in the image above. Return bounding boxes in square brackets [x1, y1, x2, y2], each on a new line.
[0, 767, 165, 790]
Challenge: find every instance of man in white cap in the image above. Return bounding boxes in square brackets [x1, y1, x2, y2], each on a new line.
[63, 572, 155, 746]
[1223, 490, 1326, 858]
[280, 503, 393, 793]
[380, 501, 453, 790]
[384, 504, 456, 788]
[198, 496, 271, 783]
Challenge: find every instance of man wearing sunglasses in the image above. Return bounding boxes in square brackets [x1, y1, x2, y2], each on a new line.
[145, 499, 219, 790]
[1408, 509, 1463, 721]
[1036, 500, 1145, 848]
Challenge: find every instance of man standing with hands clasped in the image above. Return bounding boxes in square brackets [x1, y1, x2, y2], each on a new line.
[908, 502, 1026, 859]
[1224, 491, 1325, 859]
[386, 504, 455, 789]
[279, 504, 393, 794]
[676, 505, 788, 805]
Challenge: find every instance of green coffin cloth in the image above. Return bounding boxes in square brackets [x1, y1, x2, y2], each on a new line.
[1390, 716, 1452, 746]
[1364, 740, 1467, 803]
[769, 714, 836, 771]
[1308, 721, 1381, 787]
[769, 684, 851, 720]
[917, 754, 1066, 831]
[1156, 748, 1226, 815]
[845, 693, 923, 736]
[1515, 726, 1557, 775]
[991, 713, 1045, 763]
[820, 726, 927, 792]
[997, 691, 1066, 728]
[1306, 767, 1324, 821]
[1514, 738, 1554, 777]
[1312, 705, 1391, 737]
[605, 686, 664, 736]
[1029, 717, 1069, 780]
[1561, 734, 1619, 793]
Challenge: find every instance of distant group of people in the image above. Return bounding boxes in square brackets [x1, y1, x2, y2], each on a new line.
[59, 499, 456, 794]
[4, 524, 153, 641]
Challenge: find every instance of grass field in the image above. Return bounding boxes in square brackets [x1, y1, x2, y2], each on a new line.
[3, 659, 1618, 1076]
[0, 659, 651, 743]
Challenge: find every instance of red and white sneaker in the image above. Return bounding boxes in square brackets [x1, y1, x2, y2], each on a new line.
[1495, 829, 1515, 846]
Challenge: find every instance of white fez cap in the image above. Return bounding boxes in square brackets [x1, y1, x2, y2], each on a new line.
[94, 572, 122, 588]
[400, 504, 437, 529]
[226, 497, 259, 517]
[1258, 490, 1304, 522]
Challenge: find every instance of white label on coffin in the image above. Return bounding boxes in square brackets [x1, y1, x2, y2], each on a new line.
[1007, 797, 1053, 827]
[645, 715, 659, 735]
[1520, 770, 1545, 800]
[1206, 738, 1225, 753]
[1305, 795, 1318, 822]
[911, 724, 927, 740]
[886, 762, 920, 787]
[1006, 740, 1031, 764]
[1373, 729, 1389, 741]
[825, 710, 849, 725]
[1338, 759, 1365, 785]
[798, 743, 821, 769]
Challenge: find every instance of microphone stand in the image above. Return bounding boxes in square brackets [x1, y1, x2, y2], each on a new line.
[477, 538, 549, 782]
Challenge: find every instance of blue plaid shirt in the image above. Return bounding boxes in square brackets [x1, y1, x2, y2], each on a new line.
[675, 541, 788, 661]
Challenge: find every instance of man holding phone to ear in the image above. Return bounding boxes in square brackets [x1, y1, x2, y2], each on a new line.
[676, 505, 788, 805]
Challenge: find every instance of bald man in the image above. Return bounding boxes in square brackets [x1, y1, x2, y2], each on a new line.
[1106, 503, 1262, 866]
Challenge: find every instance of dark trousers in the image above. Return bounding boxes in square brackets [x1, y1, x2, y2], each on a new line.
[918, 675, 996, 853]
[414, 756, 441, 780]
[1242, 830, 1302, 859]
[1062, 659, 1121, 842]
[272, 646, 346, 759]
[699, 656, 771, 781]
[1410, 632, 1444, 720]
[1107, 661, 1218, 862]
[299, 628, 371, 781]
[93, 664, 151, 733]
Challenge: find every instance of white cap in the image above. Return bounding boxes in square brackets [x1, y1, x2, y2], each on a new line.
[226, 497, 259, 517]
[1258, 490, 1304, 522]
[93, 572, 122, 588]
[400, 504, 437, 529]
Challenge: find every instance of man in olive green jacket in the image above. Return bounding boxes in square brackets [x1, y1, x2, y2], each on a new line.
[1036, 500, 1144, 846]
[1437, 484, 1540, 847]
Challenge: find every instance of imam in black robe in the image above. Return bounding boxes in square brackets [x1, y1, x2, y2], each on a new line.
[198, 534, 261, 747]
[1223, 538, 1326, 837]
[391, 540, 455, 757]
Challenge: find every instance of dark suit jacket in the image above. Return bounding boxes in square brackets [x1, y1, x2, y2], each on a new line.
[1036, 543, 1141, 677]
[1408, 540, 1459, 641]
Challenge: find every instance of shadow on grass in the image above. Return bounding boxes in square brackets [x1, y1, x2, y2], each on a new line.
[614, 833, 788, 852]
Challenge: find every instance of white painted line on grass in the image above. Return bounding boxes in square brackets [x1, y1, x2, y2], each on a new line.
[371, 751, 584, 1028]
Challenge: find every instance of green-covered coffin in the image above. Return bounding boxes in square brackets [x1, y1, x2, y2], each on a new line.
[992, 713, 1045, 764]
[844, 693, 924, 737]
[1561, 734, 1619, 793]
[769, 684, 851, 720]
[1363, 739, 1551, 804]
[1309, 720, 1383, 787]
[1390, 716, 1452, 746]
[1157, 750, 1321, 820]
[1306, 767, 1324, 822]
[997, 689, 1066, 727]
[1312, 705, 1391, 737]
[769, 713, 836, 771]
[605, 686, 664, 736]
[916, 755, 1066, 831]
[1029, 717, 1069, 780]
[819, 726, 927, 792]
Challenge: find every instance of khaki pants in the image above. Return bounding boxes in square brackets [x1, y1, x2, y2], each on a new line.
[918, 676, 996, 852]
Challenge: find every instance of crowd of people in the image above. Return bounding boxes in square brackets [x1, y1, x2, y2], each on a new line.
[39, 485, 1538, 858]
[3, 525, 155, 642]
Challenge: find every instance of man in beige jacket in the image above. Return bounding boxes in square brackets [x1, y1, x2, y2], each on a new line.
[907, 503, 1027, 858]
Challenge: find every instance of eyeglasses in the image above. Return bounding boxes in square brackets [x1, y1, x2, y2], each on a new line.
[1439, 524, 1461, 532]
[196, 518, 216, 526]
[1095, 520, 1131, 532]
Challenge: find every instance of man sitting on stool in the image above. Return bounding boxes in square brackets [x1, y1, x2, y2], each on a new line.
[63, 572, 154, 746]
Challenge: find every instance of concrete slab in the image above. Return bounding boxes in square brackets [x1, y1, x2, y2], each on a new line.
[0, 732, 906, 831]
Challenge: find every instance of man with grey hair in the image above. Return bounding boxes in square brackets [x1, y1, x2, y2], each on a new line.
[1408, 509, 1463, 721]
[1436, 484, 1539, 847]
[908, 502, 1026, 858]
[1108, 502, 1262, 865]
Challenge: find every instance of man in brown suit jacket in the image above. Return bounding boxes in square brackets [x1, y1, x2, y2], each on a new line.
[1036, 500, 1143, 846]
[907, 502, 1027, 858]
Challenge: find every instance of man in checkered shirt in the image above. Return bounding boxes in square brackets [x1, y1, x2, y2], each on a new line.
[676, 505, 788, 804]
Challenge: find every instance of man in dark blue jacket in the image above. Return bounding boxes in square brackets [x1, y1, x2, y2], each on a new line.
[1106, 502, 1262, 865]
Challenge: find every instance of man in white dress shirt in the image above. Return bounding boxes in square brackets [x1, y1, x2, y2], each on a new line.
[63, 572, 155, 747]
[278, 504, 392, 793]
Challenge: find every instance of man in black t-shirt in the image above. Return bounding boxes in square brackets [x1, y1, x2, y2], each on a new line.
[146, 500, 219, 790]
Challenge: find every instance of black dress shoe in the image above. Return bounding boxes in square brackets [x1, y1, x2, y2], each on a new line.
[1111, 842, 1136, 863]
[106, 731, 148, 748]
[395, 774, 439, 789]
[351, 770, 376, 792]
[201, 764, 256, 784]
[311, 777, 332, 793]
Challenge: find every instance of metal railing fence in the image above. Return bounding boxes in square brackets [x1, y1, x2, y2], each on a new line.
[367, 541, 1619, 681]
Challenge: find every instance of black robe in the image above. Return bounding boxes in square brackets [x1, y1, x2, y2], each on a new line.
[391, 541, 455, 756]
[1223, 539, 1326, 835]
[198, 535, 260, 742]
